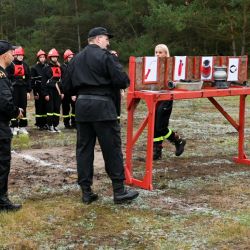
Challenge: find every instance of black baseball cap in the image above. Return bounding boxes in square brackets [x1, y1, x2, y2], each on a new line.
[88, 27, 113, 39]
[0, 40, 17, 55]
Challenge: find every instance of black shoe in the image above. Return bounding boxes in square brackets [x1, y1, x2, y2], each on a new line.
[53, 127, 61, 133]
[114, 189, 139, 204]
[82, 192, 98, 204]
[175, 138, 186, 156]
[0, 195, 22, 212]
[167, 131, 186, 157]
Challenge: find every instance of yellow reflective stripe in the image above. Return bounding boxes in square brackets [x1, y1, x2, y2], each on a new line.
[70, 114, 75, 117]
[153, 129, 173, 142]
[153, 136, 164, 142]
[11, 117, 28, 120]
[53, 113, 61, 117]
[62, 115, 71, 118]
[163, 129, 173, 139]
[47, 113, 53, 116]
[36, 114, 47, 117]
[117, 116, 120, 119]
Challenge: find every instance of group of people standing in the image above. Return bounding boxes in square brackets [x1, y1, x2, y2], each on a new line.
[6, 46, 76, 136]
[0, 26, 187, 212]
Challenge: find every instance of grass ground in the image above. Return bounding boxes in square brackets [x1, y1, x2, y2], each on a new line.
[0, 95, 249, 249]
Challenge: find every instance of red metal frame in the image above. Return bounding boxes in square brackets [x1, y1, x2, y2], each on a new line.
[126, 56, 250, 190]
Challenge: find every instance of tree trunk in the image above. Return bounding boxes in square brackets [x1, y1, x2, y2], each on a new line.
[223, 5, 236, 56]
[13, 0, 17, 43]
[240, 2, 247, 56]
[74, 0, 81, 52]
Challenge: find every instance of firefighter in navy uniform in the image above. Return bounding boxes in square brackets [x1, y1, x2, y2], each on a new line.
[41, 48, 64, 132]
[63, 27, 139, 205]
[0, 40, 23, 212]
[6, 47, 31, 135]
[61, 49, 76, 129]
[31, 49, 48, 130]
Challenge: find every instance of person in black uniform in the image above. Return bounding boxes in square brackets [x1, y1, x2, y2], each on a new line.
[61, 49, 76, 129]
[63, 27, 139, 204]
[31, 49, 48, 130]
[41, 48, 64, 133]
[0, 40, 23, 212]
[153, 44, 186, 160]
[6, 46, 31, 135]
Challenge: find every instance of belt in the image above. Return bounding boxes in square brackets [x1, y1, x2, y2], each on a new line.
[78, 95, 111, 101]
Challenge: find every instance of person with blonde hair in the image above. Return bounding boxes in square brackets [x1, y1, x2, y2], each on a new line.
[155, 44, 170, 57]
[153, 44, 186, 160]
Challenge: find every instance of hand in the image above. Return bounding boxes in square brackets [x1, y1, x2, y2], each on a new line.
[27, 93, 31, 100]
[61, 94, 64, 100]
[45, 95, 50, 101]
[71, 96, 77, 102]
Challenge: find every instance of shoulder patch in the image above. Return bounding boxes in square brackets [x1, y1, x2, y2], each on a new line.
[0, 70, 6, 78]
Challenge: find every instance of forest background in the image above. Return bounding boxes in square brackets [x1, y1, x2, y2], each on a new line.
[0, 0, 250, 65]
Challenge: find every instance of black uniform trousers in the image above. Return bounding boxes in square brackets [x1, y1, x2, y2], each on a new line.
[46, 88, 61, 127]
[10, 85, 27, 128]
[76, 120, 125, 188]
[0, 138, 11, 196]
[62, 94, 75, 126]
[154, 100, 173, 142]
[35, 92, 47, 128]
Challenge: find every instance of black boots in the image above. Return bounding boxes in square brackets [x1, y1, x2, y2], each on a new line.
[0, 194, 22, 212]
[153, 143, 163, 160]
[153, 131, 186, 160]
[81, 187, 98, 205]
[168, 132, 186, 156]
[80, 183, 139, 205]
[112, 181, 139, 204]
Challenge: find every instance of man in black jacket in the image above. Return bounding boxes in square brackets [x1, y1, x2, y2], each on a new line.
[0, 40, 23, 212]
[63, 27, 139, 204]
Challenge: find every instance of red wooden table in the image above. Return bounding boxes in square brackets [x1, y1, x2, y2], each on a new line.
[125, 57, 250, 190]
